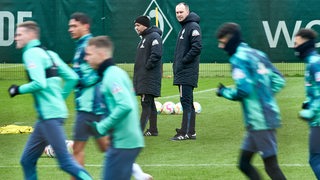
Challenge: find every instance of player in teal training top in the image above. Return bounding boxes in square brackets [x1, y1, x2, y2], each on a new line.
[85, 35, 144, 180]
[215, 22, 286, 180]
[68, 12, 109, 174]
[294, 28, 320, 179]
[8, 21, 92, 180]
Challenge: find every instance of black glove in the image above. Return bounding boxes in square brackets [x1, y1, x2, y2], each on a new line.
[86, 121, 104, 136]
[216, 83, 226, 97]
[302, 101, 309, 109]
[8, 85, 20, 98]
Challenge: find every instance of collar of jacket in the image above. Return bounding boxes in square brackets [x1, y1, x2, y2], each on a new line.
[140, 26, 162, 36]
[97, 58, 115, 77]
[224, 31, 242, 56]
[140, 27, 151, 36]
[179, 12, 200, 26]
[294, 39, 315, 60]
[23, 39, 41, 53]
[76, 33, 92, 45]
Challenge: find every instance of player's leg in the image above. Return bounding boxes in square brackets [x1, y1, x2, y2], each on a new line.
[254, 130, 286, 180]
[96, 136, 110, 152]
[144, 94, 158, 136]
[238, 150, 261, 180]
[97, 137, 152, 179]
[171, 85, 194, 140]
[103, 147, 141, 180]
[72, 111, 100, 166]
[20, 120, 47, 179]
[239, 131, 261, 179]
[180, 85, 195, 135]
[263, 155, 286, 180]
[309, 153, 320, 179]
[43, 118, 92, 180]
[309, 127, 320, 179]
[188, 88, 196, 139]
[73, 141, 87, 166]
[140, 94, 151, 132]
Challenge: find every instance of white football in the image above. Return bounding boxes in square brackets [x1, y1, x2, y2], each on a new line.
[44, 145, 55, 158]
[154, 101, 162, 114]
[174, 102, 183, 115]
[193, 102, 202, 114]
[43, 140, 74, 158]
[162, 101, 175, 114]
[65, 140, 74, 154]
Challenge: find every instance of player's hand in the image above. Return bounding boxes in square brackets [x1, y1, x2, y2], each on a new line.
[216, 83, 225, 97]
[86, 121, 104, 136]
[8, 85, 20, 98]
[301, 101, 309, 109]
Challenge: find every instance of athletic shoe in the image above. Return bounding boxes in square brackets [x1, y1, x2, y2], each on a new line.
[170, 133, 187, 141]
[132, 163, 154, 180]
[144, 129, 158, 136]
[186, 133, 196, 140]
[134, 173, 153, 180]
[142, 173, 154, 180]
[171, 128, 186, 141]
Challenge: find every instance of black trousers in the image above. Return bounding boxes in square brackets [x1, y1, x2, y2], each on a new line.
[178, 85, 196, 135]
[140, 94, 158, 132]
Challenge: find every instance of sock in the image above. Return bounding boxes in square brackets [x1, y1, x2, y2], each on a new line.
[132, 163, 153, 180]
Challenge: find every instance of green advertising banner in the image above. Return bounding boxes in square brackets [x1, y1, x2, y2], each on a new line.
[1, 0, 320, 63]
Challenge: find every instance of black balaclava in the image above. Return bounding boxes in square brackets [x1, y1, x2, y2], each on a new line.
[294, 39, 315, 59]
[224, 30, 242, 56]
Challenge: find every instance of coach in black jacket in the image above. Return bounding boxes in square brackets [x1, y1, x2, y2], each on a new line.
[171, 2, 202, 141]
[133, 15, 163, 136]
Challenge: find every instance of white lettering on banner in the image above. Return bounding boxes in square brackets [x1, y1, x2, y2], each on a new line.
[263, 20, 320, 48]
[0, 11, 32, 46]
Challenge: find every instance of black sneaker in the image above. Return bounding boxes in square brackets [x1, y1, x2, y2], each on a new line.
[144, 129, 158, 136]
[170, 133, 187, 141]
[186, 133, 196, 140]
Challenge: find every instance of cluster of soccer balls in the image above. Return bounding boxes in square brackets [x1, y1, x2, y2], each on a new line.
[43, 140, 74, 158]
[155, 101, 202, 115]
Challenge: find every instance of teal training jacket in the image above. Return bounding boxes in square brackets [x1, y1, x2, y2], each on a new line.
[72, 34, 104, 114]
[220, 43, 286, 131]
[97, 62, 144, 149]
[19, 39, 78, 120]
[301, 51, 320, 127]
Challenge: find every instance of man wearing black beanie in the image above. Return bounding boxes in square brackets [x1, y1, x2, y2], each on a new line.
[135, 16, 151, 28]
[133, 15, 163, 137]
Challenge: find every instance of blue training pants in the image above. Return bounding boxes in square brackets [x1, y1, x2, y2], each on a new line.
[103, 147, 141, 180]
[309, 127, 320, 179]
[20, 118, 92, 180]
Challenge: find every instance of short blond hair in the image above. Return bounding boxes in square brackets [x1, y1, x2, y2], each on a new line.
[17, 21, 40, 37]
[88, 36, 114, 51]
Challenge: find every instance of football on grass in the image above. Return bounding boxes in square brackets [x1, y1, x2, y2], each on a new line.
[155, 101, 163, 114]
[174, 102, 183, 115]
[43, 140, 74, 158]
[162, 101, 175, 114]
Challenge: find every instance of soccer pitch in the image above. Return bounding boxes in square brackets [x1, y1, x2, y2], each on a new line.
[0, 66, 316, 179]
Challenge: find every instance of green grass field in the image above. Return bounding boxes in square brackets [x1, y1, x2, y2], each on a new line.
[0, 64, 316, 179]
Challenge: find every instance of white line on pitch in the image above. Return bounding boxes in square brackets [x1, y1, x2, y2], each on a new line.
[157, 88, 216, 100]
[0, 163, 310, 168]
[157, 85, 234, 100]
